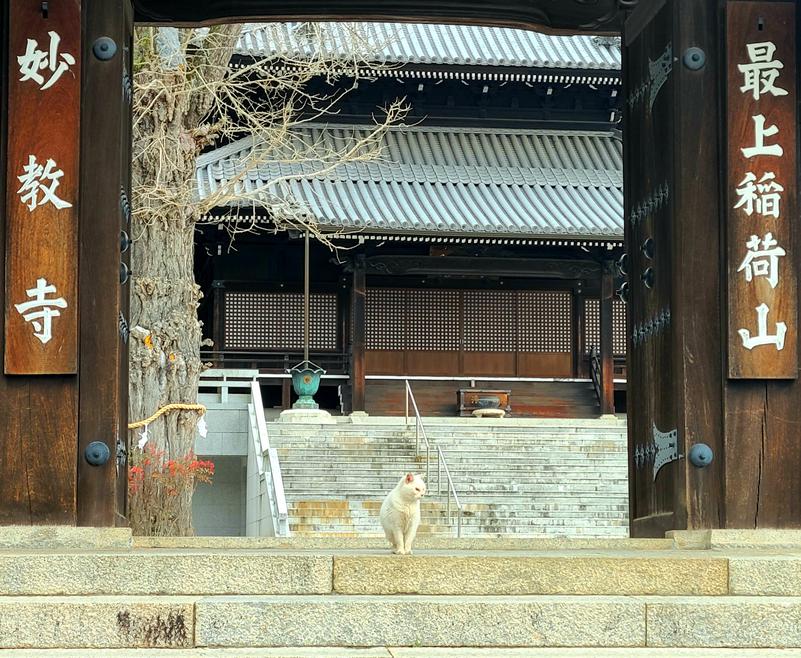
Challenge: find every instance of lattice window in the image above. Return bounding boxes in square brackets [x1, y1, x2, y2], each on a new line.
[585, 298, 627, 355]
[224, 292, 337, 350]
[518, 291, 572, 352]
[463, 290, 516, 352]
[613, 301, 627, 354]
[366, 288, 406, 350]
[406, 289, 461, 350]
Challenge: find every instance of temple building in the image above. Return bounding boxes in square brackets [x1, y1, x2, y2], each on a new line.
[194, 22, 626, 418]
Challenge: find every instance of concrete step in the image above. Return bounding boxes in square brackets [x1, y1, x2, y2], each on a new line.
[272, 438, 626, 447]
[3, 649, 801, 658]
[0, 549, 750, 597]
[4, 591, 801, 649]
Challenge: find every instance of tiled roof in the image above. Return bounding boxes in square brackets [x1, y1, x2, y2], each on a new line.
[235, 22, 621, 72]
[196, 123, 623, 241]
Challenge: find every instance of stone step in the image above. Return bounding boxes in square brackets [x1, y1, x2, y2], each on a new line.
[0, 550, 753, 597]
[279, 469, 627, 481]
[286, 507, 629, 521]
[280, 482, 627, 492]
[269, 422, 626, 432]
[269, 429, 627, 437]
[278, 455, 623, 465]
[272, 437, 626, 446]
[2, 649, 801, 658]
[5, 592, 801, 649]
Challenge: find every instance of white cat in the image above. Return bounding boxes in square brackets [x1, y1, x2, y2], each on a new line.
[379, 473, 426, 554]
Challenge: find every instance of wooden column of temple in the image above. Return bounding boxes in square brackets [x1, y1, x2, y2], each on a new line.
[571, 286, 586, 378]
[350, 254, 366, 412]
[600, 261, 615, 415]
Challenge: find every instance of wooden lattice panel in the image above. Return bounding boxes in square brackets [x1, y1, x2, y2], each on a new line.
[366, 288, 406, 350]
[224, 292, 337, 350]
[463, 290, 516, 352]
[518, 291, 572, 352]
[585, 298, 627, 355]
[407, 290, 461, 350]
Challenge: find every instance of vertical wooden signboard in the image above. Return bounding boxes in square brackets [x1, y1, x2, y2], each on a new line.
[5, 1, 80, 374]
[727, 1, 797, 379]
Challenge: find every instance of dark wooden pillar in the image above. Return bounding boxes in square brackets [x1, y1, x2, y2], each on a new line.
[571, 286, 586, 378]
[211, 281, 225, 360]
[350, 254, 366, 412]
[77, 0, 133, 527]
[0, 0, 131, 526]
[600, 263, 615, 415]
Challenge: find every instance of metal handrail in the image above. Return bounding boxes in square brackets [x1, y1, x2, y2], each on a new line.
[404, 380, 463, 537]
[250, 380, 289, 536]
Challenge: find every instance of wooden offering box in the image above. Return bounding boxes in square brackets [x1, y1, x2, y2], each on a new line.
[457, 388, 512, 416]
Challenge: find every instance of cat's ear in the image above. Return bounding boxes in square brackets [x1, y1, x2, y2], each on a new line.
[405, 473, 414, 483]
[418, 474, 425, 481]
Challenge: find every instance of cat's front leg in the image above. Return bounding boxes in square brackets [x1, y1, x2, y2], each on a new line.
[390, 528, 406, 554]
[403, 516, 420, 555]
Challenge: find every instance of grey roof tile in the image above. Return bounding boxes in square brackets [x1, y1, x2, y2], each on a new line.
[196, 123, 623, 240]
[235, 22, 621, 71]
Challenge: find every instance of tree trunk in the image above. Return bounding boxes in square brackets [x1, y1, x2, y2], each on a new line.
[128, 215, 204, 535]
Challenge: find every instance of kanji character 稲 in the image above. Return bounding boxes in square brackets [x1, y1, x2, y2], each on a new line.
[733, 171, 784, 218]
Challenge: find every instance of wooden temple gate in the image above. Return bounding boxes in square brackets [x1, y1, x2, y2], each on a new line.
[0, 0, 799, 535]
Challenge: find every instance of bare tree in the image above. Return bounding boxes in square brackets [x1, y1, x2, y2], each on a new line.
[130, 23, 407, 535]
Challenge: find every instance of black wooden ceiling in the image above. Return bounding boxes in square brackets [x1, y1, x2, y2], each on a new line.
[132, 0, 628, 34]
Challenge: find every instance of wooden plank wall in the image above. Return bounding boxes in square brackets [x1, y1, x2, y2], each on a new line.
[0, 0, 130, 525]
[0, 0, 77, 524]
[723, 1, 801, 528]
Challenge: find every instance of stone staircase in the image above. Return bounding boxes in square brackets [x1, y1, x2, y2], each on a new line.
[270, 417, 627, 537]
[3, 529, 801, 654]
[271, 424, 448, 535]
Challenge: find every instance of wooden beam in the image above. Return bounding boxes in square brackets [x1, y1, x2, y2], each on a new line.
[365, 255, 602, 280]
[77, 0, 133, 526]
[350, 255, 366, 412]
[131, 0, 625, 35]
[600, 261, 614, 415]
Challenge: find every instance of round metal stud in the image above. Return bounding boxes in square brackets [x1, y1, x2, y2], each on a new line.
[93, 37, 118, 61]
[641, 237, 655, 260]
[84, 441, 111, 466]
[120, 231, 131, 253]
[688, 443, 714, 468]
[683, 47, 706, 71]
[120, 262, 131, 284]
[642, 267, 655, 289]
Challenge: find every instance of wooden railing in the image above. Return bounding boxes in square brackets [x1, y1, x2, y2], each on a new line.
[201, 349, 348, 373]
